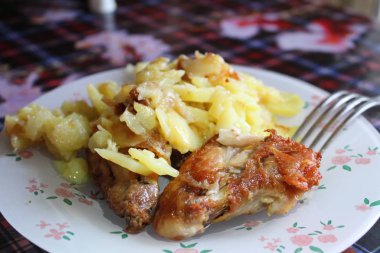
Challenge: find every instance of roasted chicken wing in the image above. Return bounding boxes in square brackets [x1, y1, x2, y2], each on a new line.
[153, 130, 322, 240]
[87, 151, 159, 233]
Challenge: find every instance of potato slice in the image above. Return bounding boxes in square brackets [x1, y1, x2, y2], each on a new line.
[156, 107, 202, 154]
[95, 148, 152, 176]
[87, 84, 108, 114]
[173, 85, 215, 103]
[128, 148, 178, 177]
[264, 92, 303, 117]
[45, 113, 90, 159]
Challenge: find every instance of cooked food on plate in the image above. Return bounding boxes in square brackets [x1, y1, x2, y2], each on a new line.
[3, 52, 321, 239]
[154, 129, 321, 240]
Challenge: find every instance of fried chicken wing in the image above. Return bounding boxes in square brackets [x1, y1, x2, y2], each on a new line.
[87, 151, 159, 233]
[153, 130, 322, 240]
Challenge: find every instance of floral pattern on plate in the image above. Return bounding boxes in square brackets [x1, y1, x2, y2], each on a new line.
[163, 243, 212, 253]
[328, 145, 379, 172]
[36, 220, 75, 241]
[260, 220, 345, 253]
[25, 179, 94, 206]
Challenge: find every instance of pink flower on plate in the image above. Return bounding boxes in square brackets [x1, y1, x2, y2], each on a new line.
[290, 234, 313, 247]
[40, 183, 48, 188]
[323, 224, 335, 231]
[78, 198, 93, 206]
[29, 179, 37, 184]
[36, 220, 51, 229]
[174, 249, 198, 253]
[355, 204, 371, 212]
[244, 220, 260, 227]
[318, 234, 337, 243]
[332, 155, 351, 165]
[26, 185, 38, 192]
[45, 229, 65, 240]
[355, 157, 371, 164]
[287, 227, 299, 233]
[18, 150, 33, 159]
[264, 242, 277, 251]
[259, 236, 268, 241]
[60, 183, 71, 189]
[56, 222, 70, 230]
[335, 149, 345, 154]
[366, 150, 377, 156]
[54, 188, 75, 198]
[0, 71, 41, 117]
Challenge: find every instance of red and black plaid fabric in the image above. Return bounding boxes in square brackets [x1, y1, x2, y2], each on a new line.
[0, 0, 379, 252]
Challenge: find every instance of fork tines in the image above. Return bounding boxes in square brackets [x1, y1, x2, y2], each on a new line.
[292, 91, 380, 153]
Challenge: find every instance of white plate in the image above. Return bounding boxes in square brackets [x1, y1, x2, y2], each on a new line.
[1, 66, 380, 253]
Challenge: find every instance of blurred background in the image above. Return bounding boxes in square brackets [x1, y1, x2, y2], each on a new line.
[323, 0, 380, 19]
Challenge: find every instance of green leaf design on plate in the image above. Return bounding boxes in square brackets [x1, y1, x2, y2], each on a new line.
[246, 227, 252, 230]
[121, 234, 128, 239]
[342, 165, 351, 171]
[110, 231, 122, 234]
[336, 225, 345, 228]
[294, 247, 302, 253]
[309, 246, 323, 253]
[200, 250, 212, 253]
[279, 245, 285, 249]
[327, 166, 336, 171]
[62, 235, 70, 241]
[46, 196, 57, 199]
[181, 242, 197, 248]
[6, 153, 16, 156]
[162, 250, 172, 253]
[293, 222, 298, 227]
[34, 192, 38, 196]
[15, 157, 21, 161]
[64, 198, 72, 205]
[327, 220, 332, 225]
[320, 221, 325, 226]
[66, 231, 74, 236]
[364, 198, 370, 205]
[235, 227, 244, 230]
[276, 249, 282, 253]
[370, 200, 380, 207]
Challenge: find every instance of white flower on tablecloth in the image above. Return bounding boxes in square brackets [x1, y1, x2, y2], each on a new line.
[0, 72, 41, 117]
[220, 13, 293, 39]
[75, 31, 170, 65]
[276, 19, 368, 53]
[31, 10, 79, 24]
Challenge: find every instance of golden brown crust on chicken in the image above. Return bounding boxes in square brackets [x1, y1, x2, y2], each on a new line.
[153, 130, 321, 240]
[87, 151, 159, 234]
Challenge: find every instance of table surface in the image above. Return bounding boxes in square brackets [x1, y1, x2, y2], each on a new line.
[0, 1, 379, 252]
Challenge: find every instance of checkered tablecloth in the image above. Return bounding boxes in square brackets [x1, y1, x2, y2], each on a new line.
[0, 0, 379, 252]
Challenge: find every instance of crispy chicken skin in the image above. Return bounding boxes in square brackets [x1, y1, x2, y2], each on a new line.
[153, 130, 322, 240]
[87, 151, 159, 233]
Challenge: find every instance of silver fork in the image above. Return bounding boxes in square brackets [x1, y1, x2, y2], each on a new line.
[292, 91, 380, 153]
